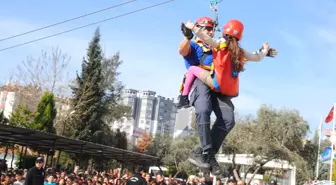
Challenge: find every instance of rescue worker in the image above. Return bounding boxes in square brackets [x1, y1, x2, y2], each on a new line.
[178, 17, 277, 175]
[126, 166, 147, 185]
[24, 157, 45, 185]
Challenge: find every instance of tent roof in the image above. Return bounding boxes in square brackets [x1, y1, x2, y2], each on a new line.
[0, 125, 159, 165]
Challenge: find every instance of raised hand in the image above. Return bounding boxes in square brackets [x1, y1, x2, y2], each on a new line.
[181, 22, 194, 40]
[259, 42, 278, 58]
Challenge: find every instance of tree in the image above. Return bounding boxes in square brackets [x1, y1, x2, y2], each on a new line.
[9, 104, 36, 128]
[101, 52, 131, 123]
[301, 130, 330, 179]
[225, 105, 310, 185]
[137, 132, 152, 153]
[163, 135, 199, 176]
[13, 47, 71, 95]
[113, 129, 128, 150]
[148, 134, 172, 161]
[34, 92, 57, 133]
[70, 28, 106, 143]
[98, 126, 128, 150]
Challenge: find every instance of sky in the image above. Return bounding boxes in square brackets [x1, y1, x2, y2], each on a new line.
[0, 0, 336, 136]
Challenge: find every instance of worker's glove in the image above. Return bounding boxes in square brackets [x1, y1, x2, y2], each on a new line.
[181, 23, 194, 40]
[259, 46, 278, 58]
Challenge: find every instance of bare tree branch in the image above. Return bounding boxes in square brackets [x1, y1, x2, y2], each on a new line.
[13, 47, 71, 95]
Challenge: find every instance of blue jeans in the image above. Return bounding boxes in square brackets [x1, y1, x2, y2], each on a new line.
[189, 78, 236, 153]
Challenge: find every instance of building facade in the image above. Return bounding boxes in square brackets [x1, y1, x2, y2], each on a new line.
[173, 107, 196, 138]
[0, 84, 43, 118]
[119, 89, 177, 139]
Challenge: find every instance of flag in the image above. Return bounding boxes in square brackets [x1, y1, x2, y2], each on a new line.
[325, 128, 333, 136]
[325, 106, 334, 123]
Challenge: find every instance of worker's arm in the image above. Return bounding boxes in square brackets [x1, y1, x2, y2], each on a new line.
[243, 47, 268, 62]
[182, 21, 220, 48]
[178, 38, 191, 57]
[192, 26, 220, 48]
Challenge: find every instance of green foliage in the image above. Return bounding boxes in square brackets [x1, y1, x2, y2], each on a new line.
[101, 52, 131, 123]
[34, 91, 57, 133]
[70, 28, 128, 149]
[9, 104, 36, 128]
[225, 105, 310, 184]
[147, 134, 172, 161]
[70, 28, 107, 142]
[100, 128, 128, 150]
[57, 152, 73, 168]
[163, 135, 199, 176]
[300, 140, 318, 177]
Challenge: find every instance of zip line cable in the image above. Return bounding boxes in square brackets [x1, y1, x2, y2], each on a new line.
[0, 0, 175, 52]
[0, 0, 137, 42]
[209, 0, 223, 39]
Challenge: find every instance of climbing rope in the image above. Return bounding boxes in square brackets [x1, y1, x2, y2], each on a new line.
[209, 0, 223, 39]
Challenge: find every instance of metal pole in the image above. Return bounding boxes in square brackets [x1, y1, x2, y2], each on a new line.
[316, 116, 322, 178]
[330, 104, 335, 182]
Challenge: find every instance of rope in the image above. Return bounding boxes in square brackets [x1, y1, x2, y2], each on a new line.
[209, 0, 223, 38]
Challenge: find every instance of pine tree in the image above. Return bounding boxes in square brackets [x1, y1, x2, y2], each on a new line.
[101, 52, 131, 123]
[34, 92, 57, 133]
[71, 28, 106, 143]
[9, 104, 36, 128]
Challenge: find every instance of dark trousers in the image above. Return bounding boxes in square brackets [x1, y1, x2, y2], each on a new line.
[189, 79, 236, 153]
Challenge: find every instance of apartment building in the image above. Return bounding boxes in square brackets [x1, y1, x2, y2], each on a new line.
[173, 107, 196, 138]
[0, 84, 42, 118]
[119, 89, 177, 139]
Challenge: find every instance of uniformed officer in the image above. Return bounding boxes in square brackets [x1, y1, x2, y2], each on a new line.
[24, 157, 45, 185]
[126, 166, 147, 185]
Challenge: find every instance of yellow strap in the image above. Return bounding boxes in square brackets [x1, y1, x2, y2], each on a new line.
[199, 64, 212, 70]
[179, 74, 187, 93]
[179, 41, 223, 92]
[210, 63, 215, 76]
[214, 42, 227, 51]
[195, 41, 211, 53]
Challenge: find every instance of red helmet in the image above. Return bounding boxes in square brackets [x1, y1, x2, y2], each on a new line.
[196, 17, 215, 28]
[223, 20, 244, 40]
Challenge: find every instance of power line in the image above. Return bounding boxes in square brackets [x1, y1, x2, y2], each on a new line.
[0, 0, 137, 42]
[0, 0, 175, 52]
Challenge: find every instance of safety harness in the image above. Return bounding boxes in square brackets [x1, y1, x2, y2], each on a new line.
[179, 41, 216, 93]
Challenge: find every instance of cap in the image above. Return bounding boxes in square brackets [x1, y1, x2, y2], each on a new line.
[36, 157, 44, 163]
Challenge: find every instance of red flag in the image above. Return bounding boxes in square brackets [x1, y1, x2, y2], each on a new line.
[325, 106, 334, 123]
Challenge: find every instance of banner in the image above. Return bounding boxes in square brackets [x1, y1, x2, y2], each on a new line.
[321, 146, 336, 162]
